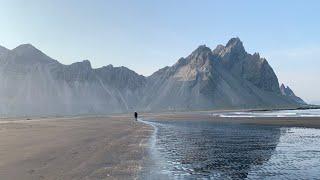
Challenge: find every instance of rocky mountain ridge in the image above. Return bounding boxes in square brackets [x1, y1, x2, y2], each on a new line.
[0, 38, 306, 116]
[280, 84, 305, 104]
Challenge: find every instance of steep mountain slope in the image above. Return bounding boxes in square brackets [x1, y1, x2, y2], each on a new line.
[141, 38, 298, 111]
[0, 38, 305, 116]
[0, 44, 146, 116]
[140, 45, 217, 110]
[213, 38, 280, 93]
[280, 84, 306, 105]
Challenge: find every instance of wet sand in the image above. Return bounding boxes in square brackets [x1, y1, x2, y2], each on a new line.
[0, 116, 152, 180]
[142, 112, 320, 128]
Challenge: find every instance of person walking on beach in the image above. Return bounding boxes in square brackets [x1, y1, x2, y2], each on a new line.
[134, 111, 138, 121]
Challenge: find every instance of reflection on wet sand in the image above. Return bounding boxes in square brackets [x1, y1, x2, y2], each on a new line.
[141, 120, 281, 179]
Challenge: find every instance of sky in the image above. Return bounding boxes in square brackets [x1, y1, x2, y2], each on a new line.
[0, 0, 319, 104]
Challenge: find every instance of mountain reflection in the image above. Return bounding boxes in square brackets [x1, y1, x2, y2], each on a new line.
[146, 120, 281, 179]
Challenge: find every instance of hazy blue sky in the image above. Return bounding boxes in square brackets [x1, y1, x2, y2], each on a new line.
[0, 0, 319, 103]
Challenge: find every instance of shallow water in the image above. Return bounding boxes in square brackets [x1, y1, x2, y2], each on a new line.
[140, 120, 320, 179]
[214, 109, 320, 117]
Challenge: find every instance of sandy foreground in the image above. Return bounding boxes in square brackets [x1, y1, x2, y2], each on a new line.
[0, 115, 152, 180]
[1, 111, 320, 180]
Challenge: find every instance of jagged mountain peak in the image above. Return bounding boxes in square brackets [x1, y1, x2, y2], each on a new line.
[226, 37, 242, 46]
[211, 38, 281, 93]
[225, 37, 246, 54]
[78, 59, 91, 67]
[69, 60, 92, 70]
[280, 84, 295, 96]
[191, 45, 212, 54]
[13, 43, 39, 53]
[253, 52, 260, 58]
[189, 45, 212, 59]
[97, 64, 115, 70]
[212, 44, 225, 55]
[280, 83, 306, 104]
[212, 37, 246, 59]
[99, 64, 137, 73]
[187, 45, 214, 66]
[0, 38, 306, 115]
[9, 43, 55, 64]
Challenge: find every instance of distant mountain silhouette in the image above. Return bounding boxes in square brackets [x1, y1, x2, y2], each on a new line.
[0, 38, 305, 116]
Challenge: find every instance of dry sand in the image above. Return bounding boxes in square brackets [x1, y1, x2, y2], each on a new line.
[0, 115, 152, 180]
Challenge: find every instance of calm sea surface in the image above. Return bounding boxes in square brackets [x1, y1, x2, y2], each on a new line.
[140, 110, 320, 179]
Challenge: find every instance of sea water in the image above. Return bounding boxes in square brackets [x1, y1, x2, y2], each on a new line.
[214, 108, 320, 118]
[140, 119, 320, 179]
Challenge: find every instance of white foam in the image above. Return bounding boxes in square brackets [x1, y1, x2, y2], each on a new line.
[214, 109, 320, 118]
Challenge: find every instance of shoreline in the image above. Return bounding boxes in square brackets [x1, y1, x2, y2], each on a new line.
[1, 105, 319, 120]
[1, 111, 320, 179]
[142, 112, 320, 129]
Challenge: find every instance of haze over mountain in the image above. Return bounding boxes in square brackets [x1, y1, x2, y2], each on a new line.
[0, 38, 306, 116]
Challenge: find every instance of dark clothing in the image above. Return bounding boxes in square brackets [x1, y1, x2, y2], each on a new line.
[134, 112, 138, 120]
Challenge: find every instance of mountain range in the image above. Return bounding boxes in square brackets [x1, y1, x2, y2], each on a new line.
[0, 38, 306, 116]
